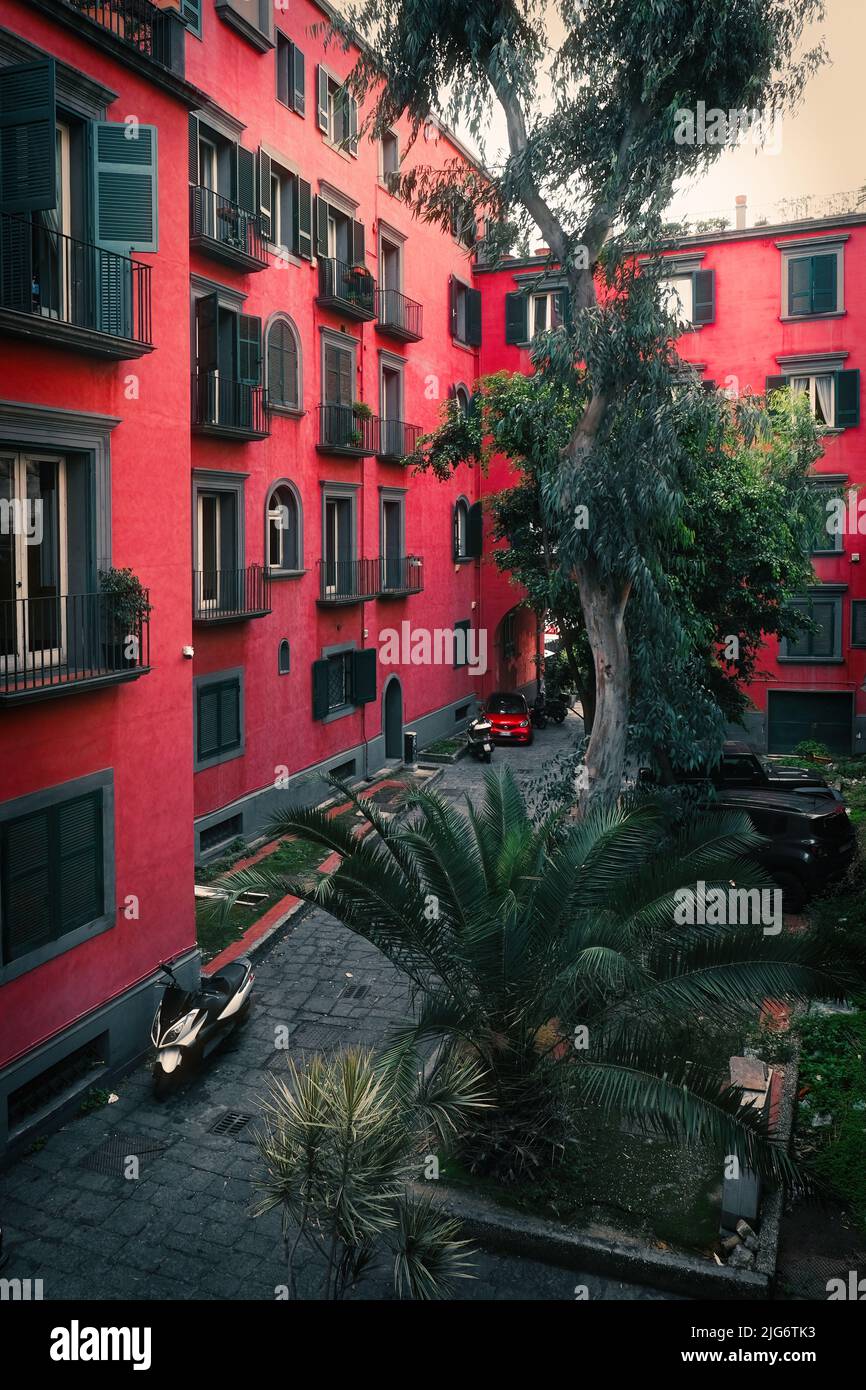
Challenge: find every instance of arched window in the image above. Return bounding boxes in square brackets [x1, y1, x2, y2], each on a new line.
[453, 496, 470, 560]
[266, 481, 302, 573]
[453, 383, 471, 417]
[278, 639, 291, 675]
[266, 315, 301, 410]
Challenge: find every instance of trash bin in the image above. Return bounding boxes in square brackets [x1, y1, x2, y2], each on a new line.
[403, 730, 417, 765]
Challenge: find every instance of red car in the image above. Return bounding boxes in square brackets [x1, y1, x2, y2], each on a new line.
[484, 691, 534, 746]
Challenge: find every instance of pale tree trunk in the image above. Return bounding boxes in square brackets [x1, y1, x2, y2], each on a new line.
[574, 559, 631, 815]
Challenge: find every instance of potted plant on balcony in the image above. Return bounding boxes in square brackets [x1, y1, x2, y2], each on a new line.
[98, 567, 151, 670]
[350, 399, 372, 448]
[346, 263, 373, 308]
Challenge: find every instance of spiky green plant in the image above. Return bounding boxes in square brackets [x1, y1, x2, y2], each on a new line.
[256, 1046, 487, 1300]
[223, 768, 860, 1185]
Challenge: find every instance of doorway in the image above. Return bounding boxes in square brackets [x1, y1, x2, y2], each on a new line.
[383, 676, 403, 760]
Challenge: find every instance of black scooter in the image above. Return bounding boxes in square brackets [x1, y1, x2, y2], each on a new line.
[151, 958, 254, 1096]
[467, 715, 494, 762]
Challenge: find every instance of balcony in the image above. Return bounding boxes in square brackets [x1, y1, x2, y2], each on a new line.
[317, 404, 378, 456]
[376, 288, 423, 342]
[377, 418, 422, 462]
[189, 186, 268, 272]
[379, 555, 424, 597]
[316, 257, 377, 321]
[0, 593, 150, 704]
[317, 558, 381, 605]
[0, 213, 152, 359]
[193, 566, 271, 624]
[191, 373, 269, 440]
[34, 0, 190, 91]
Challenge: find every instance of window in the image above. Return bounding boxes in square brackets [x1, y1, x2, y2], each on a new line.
[195, 489, 239, 611]
[181, 0, 202, 36]
[266, 482, 301, 573]
[453, 497, 470, 559]
[807, 480, 846, 555]
[852, 601, 866, 648]
[328, 650, 352, 710]
[450, 199, 476, 249]
[316, 67, 359, 154]
[658, 269, 715, 327]
[266, 315, 300, 410]
[380, 361, 404, 456]
[791, 375, 836, 427]
[322, 491, 355, 595]
[312, 648, 377, 719]
[766, 370, 860, 430]
[215, 0, 272, 49]
[780, 594, 843, 662]
[454, 619, 472, 669]
[502, 612, 517, 659]
[380, 492, 405, 591]
[784, 250, 841, 318]
[275, 31, 305, 113]
[450, 277, 482, 347]
[196, 673, 242, 766]
[0, 453, 67, 669]
[1, 788, 105, 966]
[381, 131, 399, 190]
[505, 289, 566, 343]
[278, 639, 291, 674]
[192, 292, 262, 429]
[453, 384, 472, 417]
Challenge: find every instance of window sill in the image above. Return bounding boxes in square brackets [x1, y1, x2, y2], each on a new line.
[268, 243, 303, 268]
[322, 702, 359, 725]
[777, 657, 845, 665]
[454, 555, 476, 565]
[0, 908, 115, 987]
[322, 136, 356, 162]
[267, 567, 306, 581]
[268, 402, 305, 418]
[215, 4, 274, 51]
[195, 744, 244, 772]
[451, 338, 479, 354]
[780, 310, 846, 322]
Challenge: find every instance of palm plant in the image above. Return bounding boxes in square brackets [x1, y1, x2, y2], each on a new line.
[256, 1046, 487, 1299]
[221, 767, 859, 1184]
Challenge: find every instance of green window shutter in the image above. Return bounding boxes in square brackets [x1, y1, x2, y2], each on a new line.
[692, 268, 715, 324]
[294, 178, 313, 259]
[312, 658, 330, 719]
[449, 276, 458, 338]
[352, 648, 377, 705]
[293, 45, 306, 115]
[236, 145, 255, 214]
[257, 146, 272, 240]
[2, 809, 52, 963]
[810, 600, 836, 658]
[811, 254, 837, 314]
[852, 601, 866, 648]
[836, 369, 860, 428]
[765, 374, 787, 396]
[197, 685, 220, 758]
[188, 113, 199, 183]
[198, 679, 241, 757]
[0, 213, 33, 314]
[316, 65, 329, 131]
[239, 314, 262, 384]
[57, 793, 103, 933]
[347, 94, 359, 155]
[315, 195, 329, 259]
[195, 292, 219, 371]
[466, 500, 483, 557]
[465, 288, 482, 346]
[351, 218, 365, 266]
[454, 619, 471, 669]
[787, 257, 812, 316]
[276, 34, 290, 105]
[220, 681, 241, 749]
[181, 0, 201, 35]
[0, 58, 57, 213]
[91, 121, 158, 253]
[505, 291, 527, 344]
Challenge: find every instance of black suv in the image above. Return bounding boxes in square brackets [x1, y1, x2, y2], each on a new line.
[641, 740, 839, 798]
[714, 787, 857, 911]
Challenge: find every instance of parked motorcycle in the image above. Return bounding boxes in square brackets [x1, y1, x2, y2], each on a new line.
[530, 695, 548, 730]
[467, 715, 494, 762]
[151, 958, 254, 1096]
[544, 695, 569, 725]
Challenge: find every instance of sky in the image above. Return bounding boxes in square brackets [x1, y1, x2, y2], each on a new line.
[456, 0, 864, 230]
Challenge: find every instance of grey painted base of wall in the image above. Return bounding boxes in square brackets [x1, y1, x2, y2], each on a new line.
[194, 690, 482, 863]
[727, 712, 866, 756]
[0, 949, 199, 1158]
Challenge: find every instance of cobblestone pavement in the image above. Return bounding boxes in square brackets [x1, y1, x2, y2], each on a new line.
[0, 715, 669, 1300]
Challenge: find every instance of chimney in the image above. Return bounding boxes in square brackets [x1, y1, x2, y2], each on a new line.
[735, 195, 747, 231]
[534, 244, 550, 257]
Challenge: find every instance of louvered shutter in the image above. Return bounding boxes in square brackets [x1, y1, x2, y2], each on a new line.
[811, 254, 837, 314]
[449, 276, 458, 337]
[351, 219, 365, 266]
[312, 659, 330, 719]
[317, 65, 329, 131]
[835, 369, 860, 428]
[294, 178, 312, 259]
[220, 681, 240, 749]
[0, 213, 32, 313]
[236, 145, 255, 215]
[352, 648, 377, 704]
[57, 793, 103, 933]
[315, 195, 329, 258]
[91, 122, 158, 252]
[239, 315, 261, 384]
[692, 268, 715, 324]
[197, 685, 220, 758]
[293, 45, 306, 114]
[195, 292, 219, 371]
[347, 95, 359, 155]
[2, 809, 52, 962]
[465, 288, 482, 346]
[787, 257, 812, 316]
[852, 602, 866, 648]
[0, 59, 57, 213]
[466, 501, 483, 557]
[810, 601, 836, 658]
[188, 113, 199, 183]
[505, 291, 527, 344]
[257, 146, 272, 241]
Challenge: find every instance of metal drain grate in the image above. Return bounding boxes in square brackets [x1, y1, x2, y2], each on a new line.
[340, 984, 369, 1000]
[292, 1023, 347, 1051]
[81, 1133, 170, 1176]
[209, 1110, 254, 1137]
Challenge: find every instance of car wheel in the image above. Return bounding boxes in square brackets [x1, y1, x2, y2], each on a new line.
[773, 872, 807, 915]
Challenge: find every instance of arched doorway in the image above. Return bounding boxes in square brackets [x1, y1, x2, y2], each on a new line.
[383, 676, 403, 760]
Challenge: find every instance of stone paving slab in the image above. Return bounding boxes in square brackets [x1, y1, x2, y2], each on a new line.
[0, 715, 666, 1300]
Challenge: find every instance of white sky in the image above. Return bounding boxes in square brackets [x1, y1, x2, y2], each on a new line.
[457, 0, 863, 228]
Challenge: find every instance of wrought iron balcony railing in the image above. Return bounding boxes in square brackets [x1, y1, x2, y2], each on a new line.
[62, 0, 186, 75]
[316, 257, 377, 320]
[379, 555, 424, 596]
[193, 565, 271, 623]
[377, 418, 421, 461]
[376, 287, 423, 341]
[189, 186, 268, 270]
[0, 592, 150, 702]
[0, 212, 152, 357]
[317, 403, 378, 455]
[317, 558, 381, 604]
[191, 372, 269, 439]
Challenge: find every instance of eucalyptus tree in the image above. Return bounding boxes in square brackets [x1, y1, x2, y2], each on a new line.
[327, 0, 825, 810]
